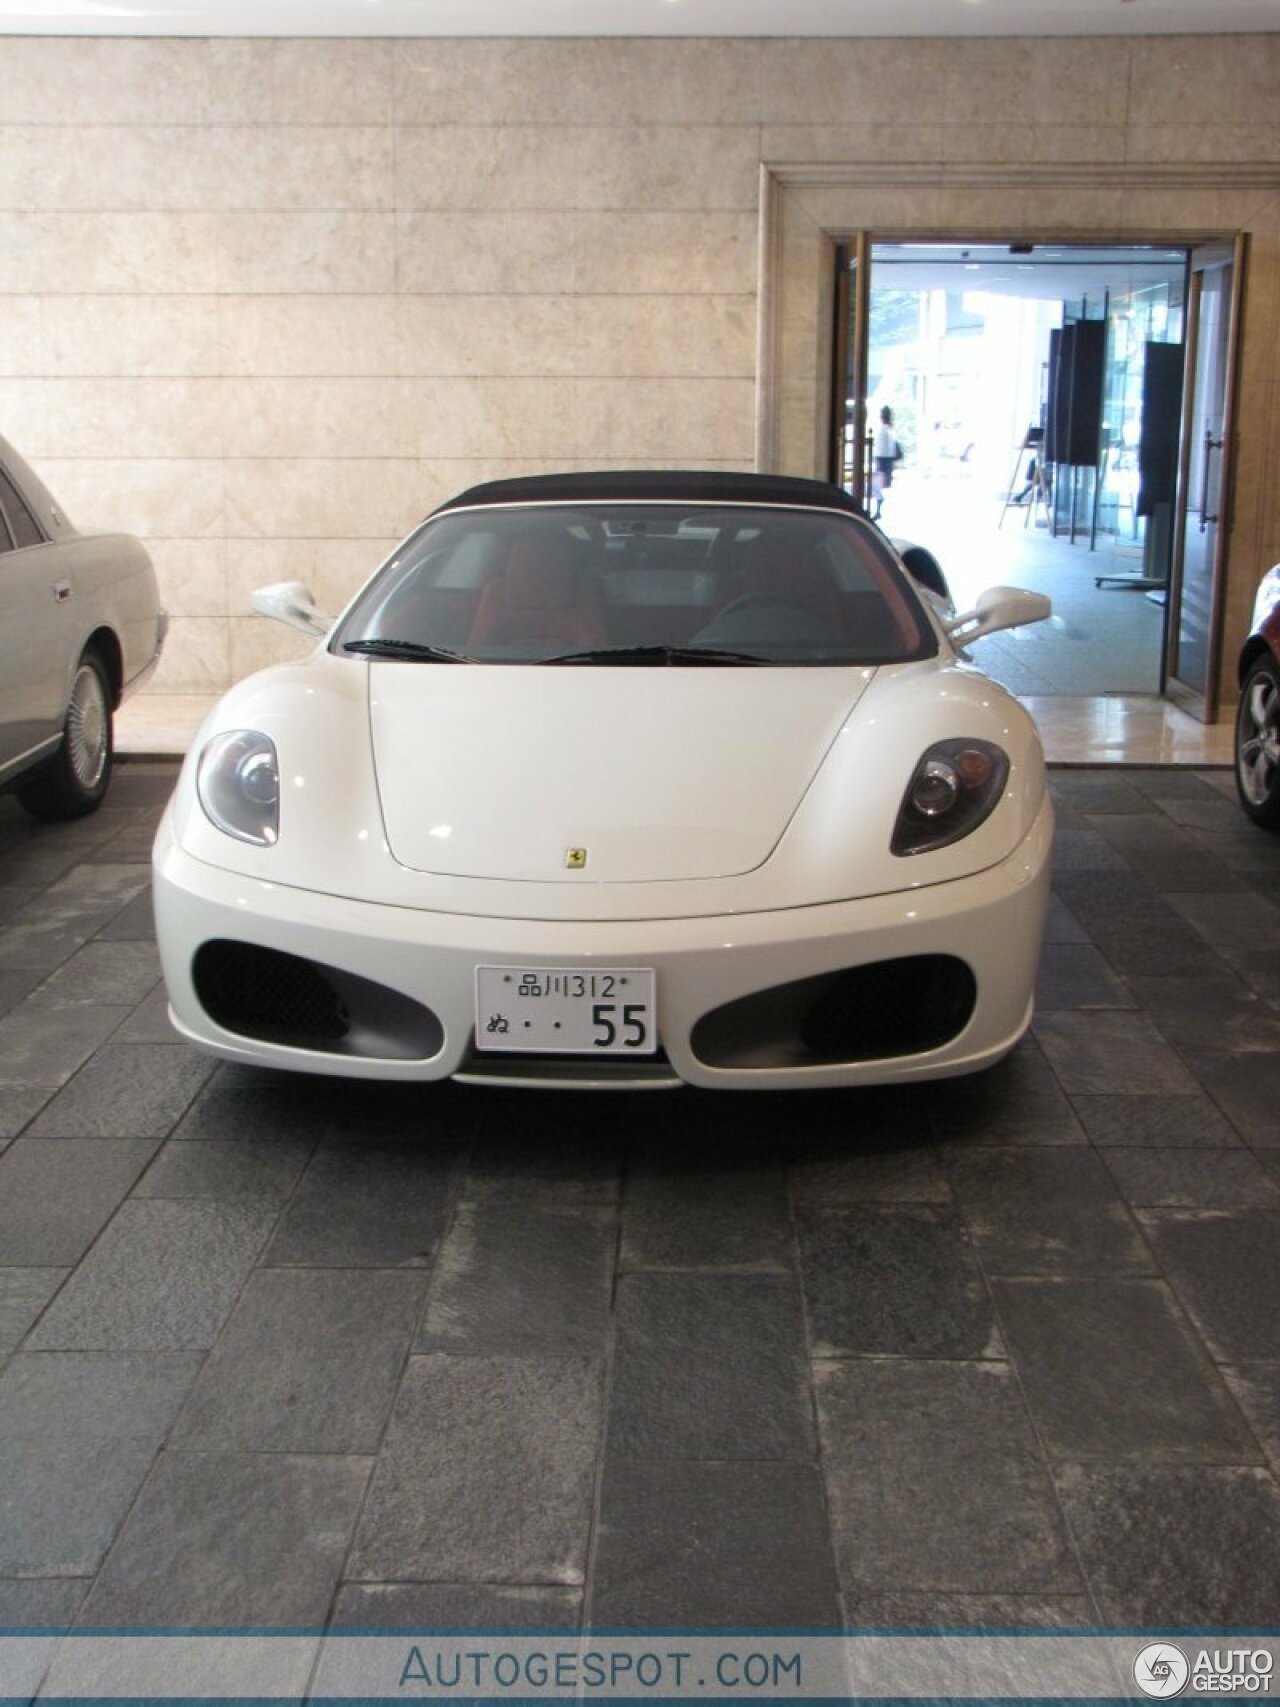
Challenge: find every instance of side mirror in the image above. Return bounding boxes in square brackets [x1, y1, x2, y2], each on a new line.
[946, 585, 1051, 647]
[250, 581, 332, 638]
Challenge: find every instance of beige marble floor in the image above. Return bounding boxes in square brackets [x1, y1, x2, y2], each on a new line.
[116, 691, 1236, 768]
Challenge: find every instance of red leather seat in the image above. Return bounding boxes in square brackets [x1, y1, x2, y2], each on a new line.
[469, 536, 606, 651]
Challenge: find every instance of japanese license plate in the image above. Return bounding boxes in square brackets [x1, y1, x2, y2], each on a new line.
[475, 966, 657, 1055]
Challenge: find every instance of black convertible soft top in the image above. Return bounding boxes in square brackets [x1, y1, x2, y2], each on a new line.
[432, 469, 868, 518]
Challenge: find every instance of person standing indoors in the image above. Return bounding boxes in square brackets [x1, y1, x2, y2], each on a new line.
[871, 405, 900, 521]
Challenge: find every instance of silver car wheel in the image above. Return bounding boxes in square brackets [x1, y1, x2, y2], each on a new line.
[66, 659, 110, 792]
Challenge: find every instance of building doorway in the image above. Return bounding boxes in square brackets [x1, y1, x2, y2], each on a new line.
[830, 239, 1242, 714]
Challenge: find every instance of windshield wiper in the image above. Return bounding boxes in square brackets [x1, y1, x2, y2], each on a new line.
[342, 639, 475, 663]
[542, 644, 768, 667]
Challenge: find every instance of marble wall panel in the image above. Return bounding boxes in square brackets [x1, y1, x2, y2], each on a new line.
[398, 211, 757, 298]
[41, 298, 220, 378]
[0, 298, 43, 377]
[569, 296, 755, 378]
[224, 457, 436, 541]
[0, 213, 218, 294]
[204, 40, 395, 126]
[395, 126, 759, 213]
[1, 128, 208, 213]
[158, 616, 232, 694]
[393, 38, 763, 127]
[1127, 35, 1280, 127]
[212, 212, 397, 294]
[199, 129, 394, 212]
[938, 38, 1130, 129]
[0, 38, 207, 126]
[38, 459, 226, 540]
[396, 296, 578, 377]
[758, 40, 955, 127]
[219, 296, 400, 379]
[1, 378, 224, 460]
[148, 539, 228, 621]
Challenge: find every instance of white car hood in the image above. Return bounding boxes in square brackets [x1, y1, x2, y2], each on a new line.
[369, 664, 874, 884]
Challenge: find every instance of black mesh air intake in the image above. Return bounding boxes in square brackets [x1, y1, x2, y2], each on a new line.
[192, 940, 442, 1061]
[691, 955, 976, 1070]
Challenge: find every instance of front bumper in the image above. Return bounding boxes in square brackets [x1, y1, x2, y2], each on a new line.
[153, 797, 1052, 1091]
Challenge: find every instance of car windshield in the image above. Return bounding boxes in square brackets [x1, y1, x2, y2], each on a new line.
[333, 502, 934, 666]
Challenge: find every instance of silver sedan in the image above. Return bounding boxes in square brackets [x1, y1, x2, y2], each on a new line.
[0, 433, 166, 819]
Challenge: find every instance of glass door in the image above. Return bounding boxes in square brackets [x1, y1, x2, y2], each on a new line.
[1166, 239, 1245, 720]
[830, 234, 871, 508]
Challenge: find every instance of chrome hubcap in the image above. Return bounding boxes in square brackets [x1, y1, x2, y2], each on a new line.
[67, 663, 108, 791]
[1238, 669, 1280, 808]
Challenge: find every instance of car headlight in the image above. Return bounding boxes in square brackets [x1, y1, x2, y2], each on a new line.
[196, 730, 280, 846]
[891, 738, 1009, 856]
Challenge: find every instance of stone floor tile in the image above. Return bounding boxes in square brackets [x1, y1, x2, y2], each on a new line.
[0, 1351, 202, 1576]
[27, 1199, 279, 1350]
[78, 1451, 372, 1628]
[1167, 890, 1280, 999]
[1042, 893, 1090, 945]
[418, 1197, 615, 1357]
[0, 1577, 88, 1627]
[0, 1004, 130, 1089]
[26, 1043, 216, 1138]
[170, 1063, 344, 1142]
[110, 982, 181, 1044]
[467, 1091, 626, 1202]
[607, 1272, 814, 1460]
[1047, 777, 1157, 816]
[172, 1268, 427, 1453]
[265, 1136, 462, 1268]
[589, 1460, 840, 1629]
[92, 887, 157, 943]
[1033, 1011, 1200, 1096]
[1180, 1048, 1280, 1146]
[1034, 944, 1134, 1011]
[947, 1149, 1151, 1277]
[1049, 828, 1131, 872]
[1121, 972, 1279, 1055]
[788, 1141, 950, 1207]
[0, 1138, 158, 1266]
[843, 1590, 1095, 1630]
[1084, 813, 1241, 893]
[620, 1159, 791, 1269]
[1056, 1462, 1280, 1626]
[1124, 770, 1226, 803]
[27, 941, 161, 1009]
[797, 1204, 1000, 1358]
[1100, 1147, 1280, 1209]
[0, 1267, 68, 1351]
[131, 1136, 315, 1204]
[0, 968, 41, 1020]
[991, 1278, 1258, 1462]
[1070, 1092, 1240, 1148]
[348, 1355, 602, 1585]
[1138, 1209, 1280, 1360]
[0, 1082, 54, 1139]
[815, 1361, 1081, 1597]
[926, 1046, 1087, 1147]
[329, 1582, 581, 1630]
[1221, 1365, 1280, 1472]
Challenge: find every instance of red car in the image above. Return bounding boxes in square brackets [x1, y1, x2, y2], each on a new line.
[1237, 563, 1280, 828]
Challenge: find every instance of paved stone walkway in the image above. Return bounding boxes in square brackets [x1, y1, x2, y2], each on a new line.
[0, 762, 1278, 1634]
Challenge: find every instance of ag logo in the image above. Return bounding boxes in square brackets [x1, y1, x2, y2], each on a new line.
[1135, 1644, 1190, 1698]
[565, 848, 588, 869]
